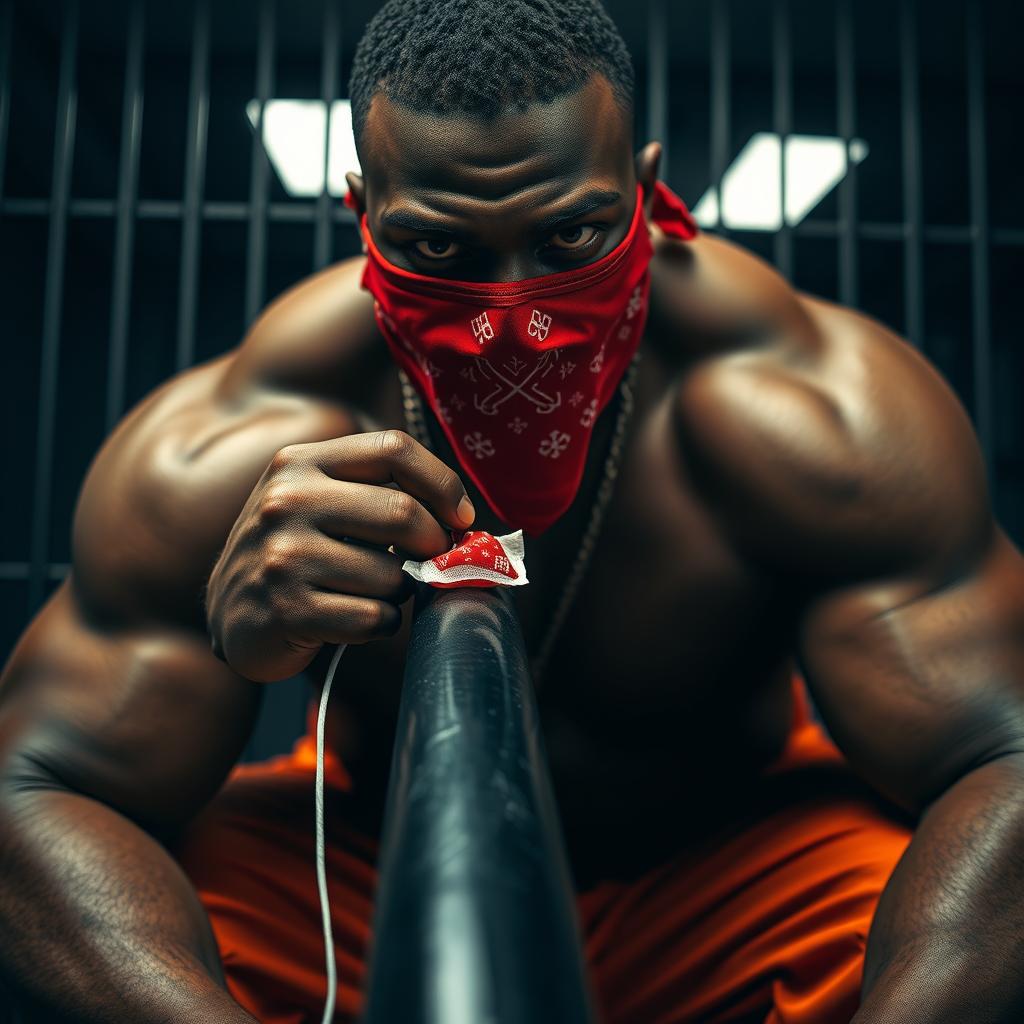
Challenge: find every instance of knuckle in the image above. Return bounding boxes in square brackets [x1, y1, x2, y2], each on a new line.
[358, 601, 384, 632]
[383, 488, 420, 532]
[436, 466, 462, 499]
[270, 443, 305, 473]
[263, 535, 303, 578]
[358, 600, 395, 636]
[258, 482, 303, 523]
[377, 428, 414, 462]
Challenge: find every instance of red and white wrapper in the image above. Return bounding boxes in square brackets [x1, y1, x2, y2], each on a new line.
[401, 529, 529, 589]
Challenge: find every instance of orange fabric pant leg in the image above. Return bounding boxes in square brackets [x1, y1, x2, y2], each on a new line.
[173, 678, 914, 1024]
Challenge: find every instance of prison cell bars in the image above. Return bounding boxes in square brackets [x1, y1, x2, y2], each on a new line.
[0, 2, 12, 217]
[176, 0, 208, 372]
[710, 0, 730, 243]
[836, 0, 858, 308]
[314, 0, 339, 271]
[245, 0, 272, 329]
[0, 1, 1012, 1013]
[966, 0, 993, 484]
[237, 0, 274, 762]
[901, 0, 925, 351]
[105, 0, 144, 435]
[773, 0, 793, 280]
[705, 0, 1001, 481]
[0, 0, 356, 602]
[647, 0, 668, 181]
[0, 0, 1011, 611]
[28, 0, 78, 613]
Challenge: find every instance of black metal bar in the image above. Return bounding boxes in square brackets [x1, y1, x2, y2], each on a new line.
[966, 0, 993, 489]
[0, 0, 13, 204]
[646, 0, 668, 181]
[238, 0, 274, 766]
[900, 0, 924, 349]
[175, 0, 209, 371]
[139, 199, 181, 219]
[28, 0, 78, 613]
[71, 197, 114, 216]
[363, 587, 595, 1024]
[105, 0, 144, 433]
[8, 196, 1019, 246]
[245, 0, 274, 327]
[2, 197, 359, 223]
[836, 0, 858, 307]
[0, 198, 50, 214]
[800, 221, 967, 243]
[314, 0, 339, 271]
[773, 0, 792, 278]
[710, 0, 730, 233]
[0, 562, 69, 582]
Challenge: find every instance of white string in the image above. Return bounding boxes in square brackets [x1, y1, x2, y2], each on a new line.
[316, 642, 347, 1024]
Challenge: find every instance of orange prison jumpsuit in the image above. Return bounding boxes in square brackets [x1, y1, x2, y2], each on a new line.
[173, 676, 915, 1023]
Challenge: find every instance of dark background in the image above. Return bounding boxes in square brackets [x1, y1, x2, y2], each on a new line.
[0, 0, 1021, 759]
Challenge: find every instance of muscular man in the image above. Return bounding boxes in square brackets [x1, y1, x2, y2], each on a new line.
[2, 1, 1023, 1021]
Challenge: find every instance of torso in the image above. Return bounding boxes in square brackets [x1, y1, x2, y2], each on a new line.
[86, 231, 891, 880]
[290, 248, 809, 880]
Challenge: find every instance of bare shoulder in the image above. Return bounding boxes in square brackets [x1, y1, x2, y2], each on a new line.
[668, 261, 990, 584]
[0, 259, 377, 818]
[649, 230, 820, 353]
[225, 252, 380, 403]
[74, 257, 375, 627]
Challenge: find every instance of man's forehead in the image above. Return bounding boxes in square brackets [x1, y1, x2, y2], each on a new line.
[361, 74, 632, 203]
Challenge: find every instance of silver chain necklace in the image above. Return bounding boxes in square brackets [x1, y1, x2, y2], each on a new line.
[399, 351, 641, 685]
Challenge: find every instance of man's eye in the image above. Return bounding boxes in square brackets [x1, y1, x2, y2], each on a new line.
[413, 239, 461, 259]
[548, 225, 600, 251]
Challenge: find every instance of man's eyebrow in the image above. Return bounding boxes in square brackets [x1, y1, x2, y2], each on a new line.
[380, 209, 458, 234]
[379, 189, 623, 236]
[531, 190, 623, 234]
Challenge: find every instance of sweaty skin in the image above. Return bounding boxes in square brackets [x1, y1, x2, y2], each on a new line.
[1, 74, 1023, 1022]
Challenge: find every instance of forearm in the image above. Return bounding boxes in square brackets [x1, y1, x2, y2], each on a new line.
[0, 784, 257, 1024]
[853, 752, 1024, 1023]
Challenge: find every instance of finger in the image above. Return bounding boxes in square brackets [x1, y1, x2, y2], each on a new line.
[309, 480, 453, 560]
[302, 534, 413, 602]
[287, 431, 476, 530]
[290, 591, 403, 647]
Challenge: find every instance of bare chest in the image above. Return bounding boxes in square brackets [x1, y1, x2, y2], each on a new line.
[331, 349, 798, 781]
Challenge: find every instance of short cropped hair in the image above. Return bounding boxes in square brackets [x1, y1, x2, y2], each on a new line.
[348, 0, 634, 149]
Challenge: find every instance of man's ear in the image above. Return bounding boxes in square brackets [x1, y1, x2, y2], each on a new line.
[345, 172, 367, 251]
[634, 141, 662, 218]
[345, 171, 366, 213]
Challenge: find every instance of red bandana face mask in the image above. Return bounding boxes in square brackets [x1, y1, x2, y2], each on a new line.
[352, 181, 698, 536]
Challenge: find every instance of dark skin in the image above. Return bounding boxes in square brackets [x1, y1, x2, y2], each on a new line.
[1, 72, 1023, 1023]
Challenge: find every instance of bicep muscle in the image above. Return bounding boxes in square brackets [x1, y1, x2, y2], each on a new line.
[0, 580, 261, 835]
[798, 528, 1024, 815]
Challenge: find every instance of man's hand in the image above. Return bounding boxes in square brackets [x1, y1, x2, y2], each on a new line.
[205, 429, 476, 682]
